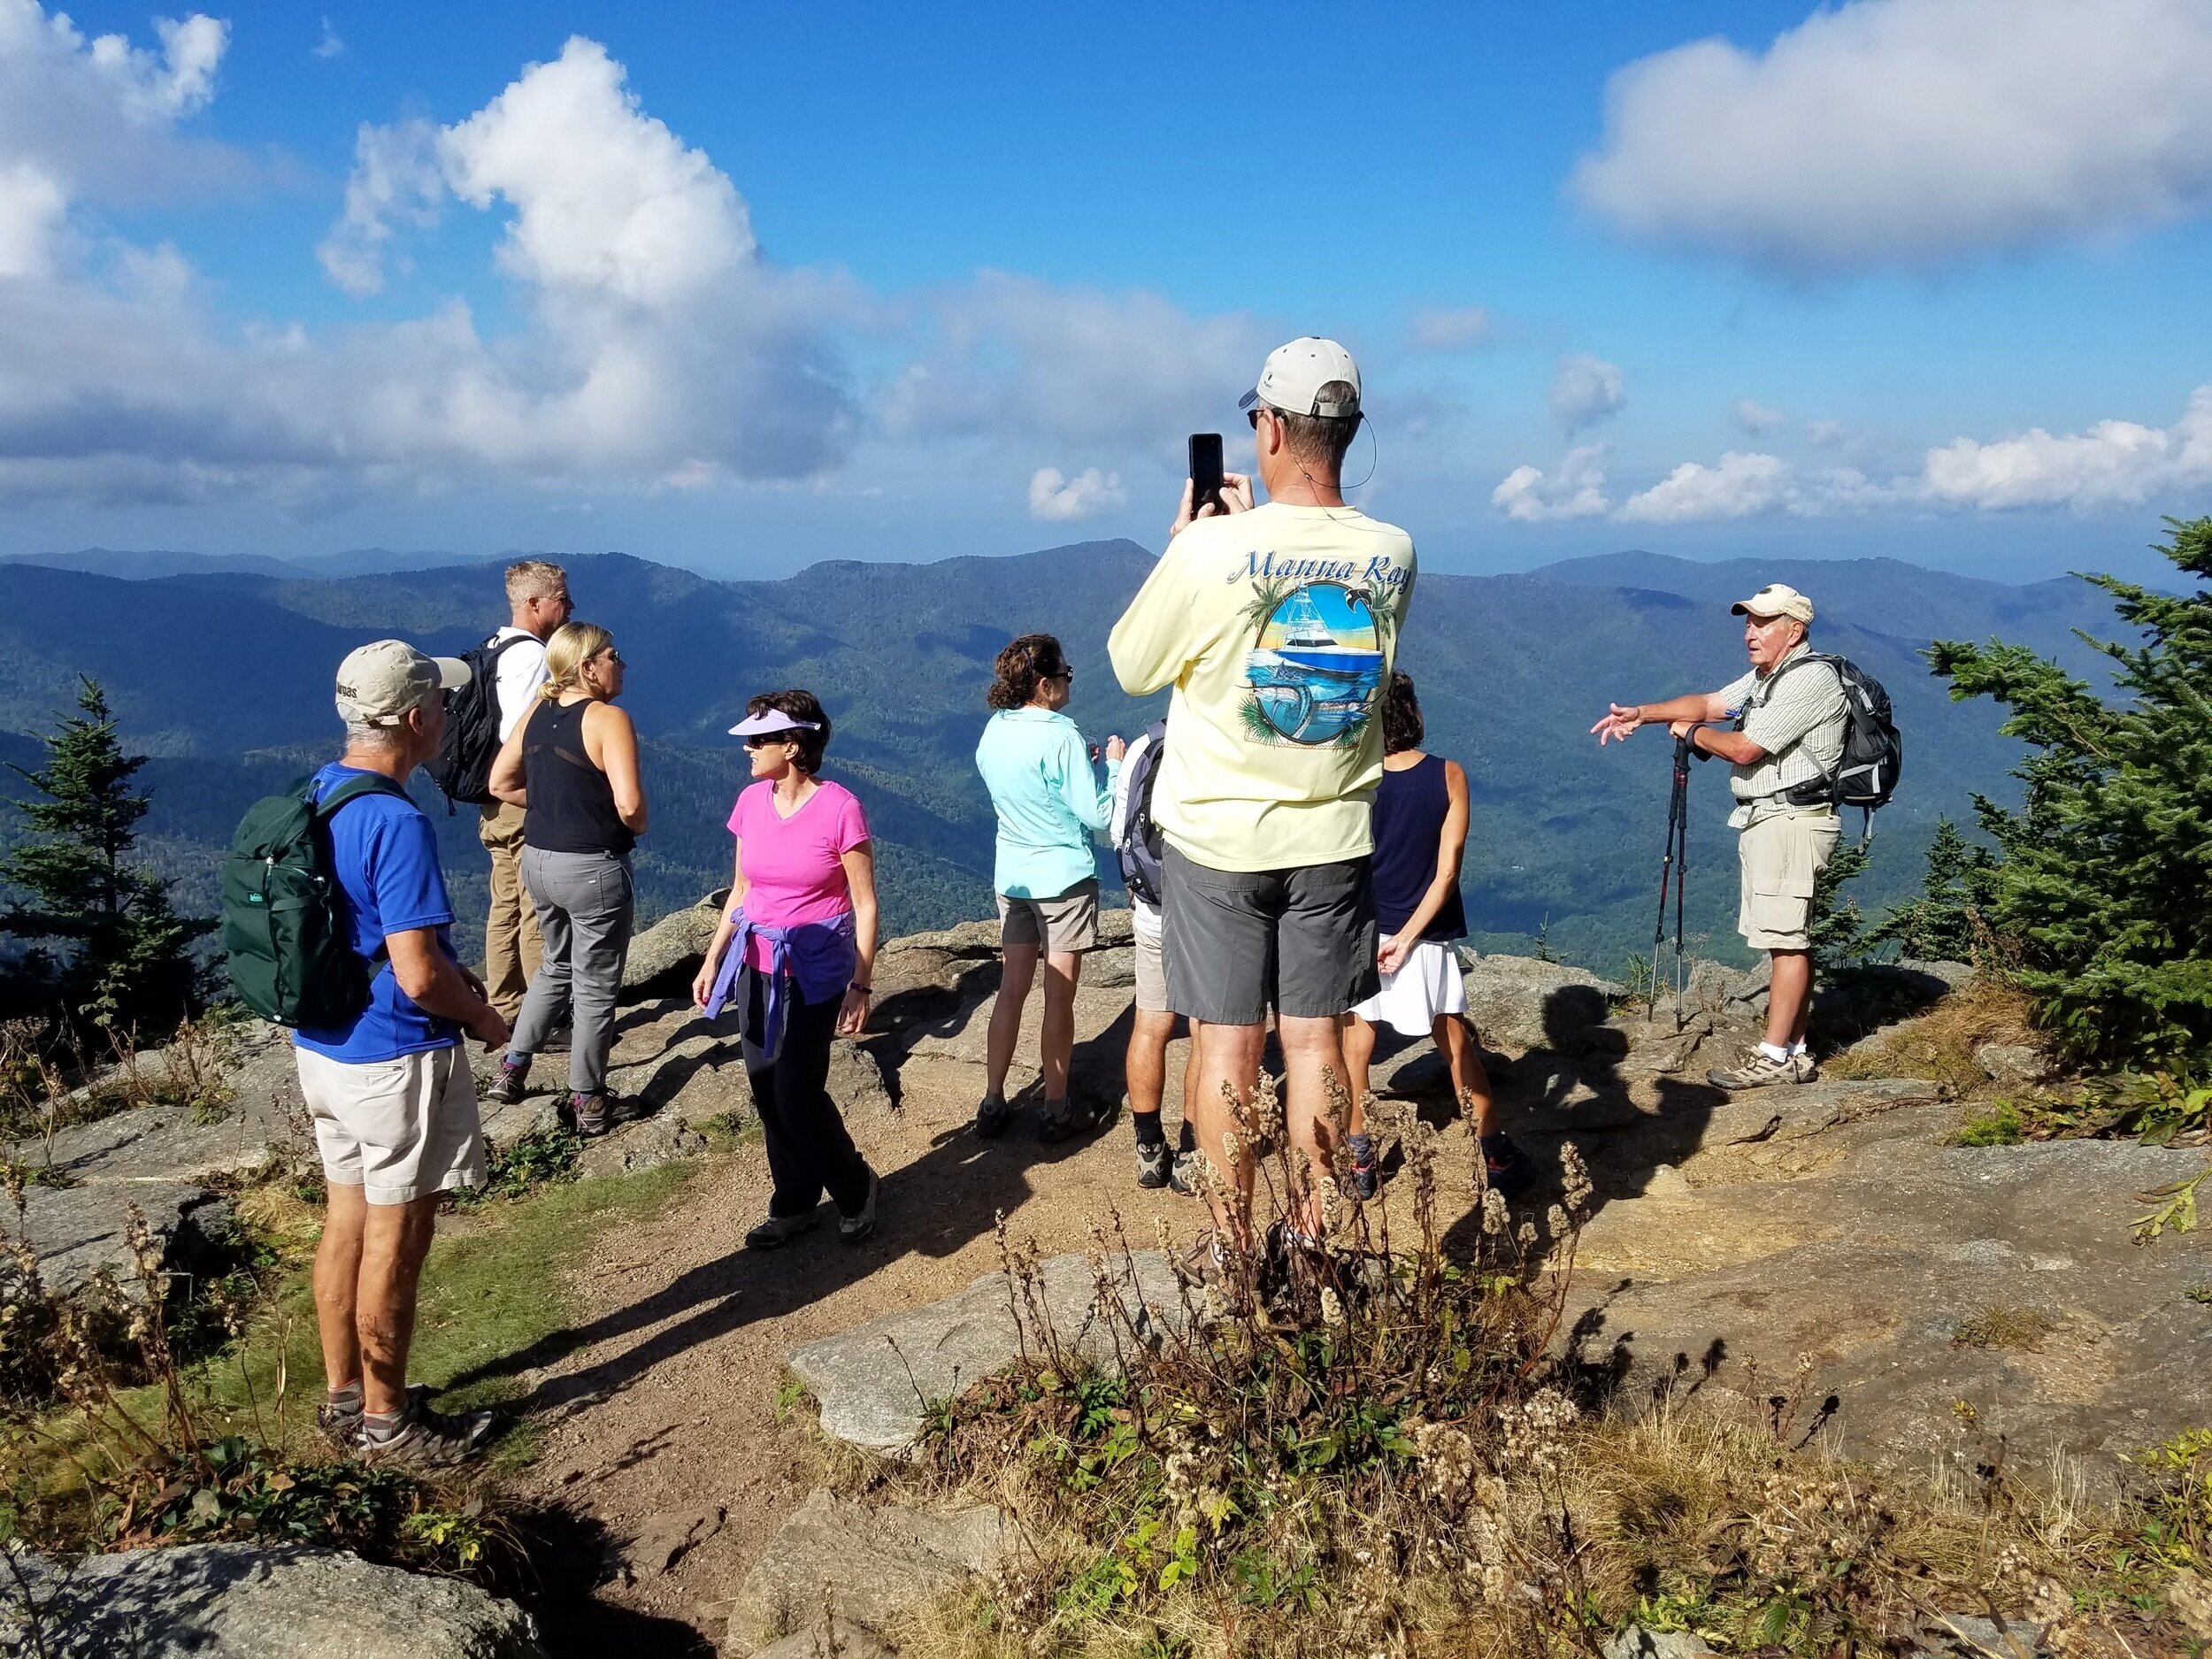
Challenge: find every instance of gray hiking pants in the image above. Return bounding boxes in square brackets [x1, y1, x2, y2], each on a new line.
[513, 848, 634, 1097]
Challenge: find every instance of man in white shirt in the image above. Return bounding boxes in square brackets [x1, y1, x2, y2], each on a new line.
[480, 559, 571, 1022]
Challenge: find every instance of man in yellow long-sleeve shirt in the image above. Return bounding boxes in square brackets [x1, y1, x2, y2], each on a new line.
[1108, 337, 1416, 1271]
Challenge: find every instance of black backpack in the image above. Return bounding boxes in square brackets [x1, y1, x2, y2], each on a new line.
[1115, 722, 1170, 908]
[422, 632, 529, 810]
[221, 772, 408, 1027]
[1758, 653, 1903, 826]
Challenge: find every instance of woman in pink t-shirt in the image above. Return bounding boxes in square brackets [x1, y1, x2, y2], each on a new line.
[692, 689, 880, 1247]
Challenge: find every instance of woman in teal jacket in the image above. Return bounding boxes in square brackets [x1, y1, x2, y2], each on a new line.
[973, 634, 1124, 1141]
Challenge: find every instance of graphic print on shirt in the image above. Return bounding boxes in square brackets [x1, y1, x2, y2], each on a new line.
[1240, 579, 1391, 747]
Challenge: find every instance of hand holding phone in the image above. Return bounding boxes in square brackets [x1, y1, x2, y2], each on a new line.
[1188, 433, 1225, 516]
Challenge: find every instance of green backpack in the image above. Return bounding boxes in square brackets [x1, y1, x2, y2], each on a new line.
[221, 773, 409, 1028]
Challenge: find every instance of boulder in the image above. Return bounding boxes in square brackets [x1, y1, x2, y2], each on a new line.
[827, 1041, 894, 1116]
[729, 1488, 1010, 1650]
[1, 1541, 545, 1657]
[578, 1114, 710, 1179]
[1976, 1042, 2053, 1088]
[1465, 955, 1626, 1054]
[789, 1249, 1186, 1455]
[1603, 1630, 1714, 1659]
[621, 892, 727, 1002]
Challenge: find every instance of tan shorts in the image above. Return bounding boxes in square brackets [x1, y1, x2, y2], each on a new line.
[1133, 918, 1168, 1013]
[1738, 808, 1841, 952]
[998, 877, 1101, 955]
[295, 1044, 487, 1205]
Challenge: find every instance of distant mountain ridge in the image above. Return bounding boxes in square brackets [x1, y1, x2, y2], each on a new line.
[0, 541, 2132, 970]
[0, 547, 520, 581]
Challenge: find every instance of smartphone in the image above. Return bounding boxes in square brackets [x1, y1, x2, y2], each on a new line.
[1187, 433, 1225, 515]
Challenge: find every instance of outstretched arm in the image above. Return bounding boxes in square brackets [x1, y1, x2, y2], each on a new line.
[1591, 691, 1732, 744]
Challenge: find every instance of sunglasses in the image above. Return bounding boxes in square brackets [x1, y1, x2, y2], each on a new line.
[744, 732, 796, 749]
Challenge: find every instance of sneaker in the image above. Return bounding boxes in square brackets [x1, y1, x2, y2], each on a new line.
[1348, 1133, 1379, 1202]
[974, 1094, 1009, 1140]
[1179, 1230, 1253, 1317]
[357, 1394, 499, 1470]
[1135, 1138, 1172, 1189]
[745, 1210, 820, 1249]
[316, 1391, 364, 1451]
[486, 1056, 530, 1107]
[1169, 1149, 1200, 1197]
[839, 1169, 879, 1245]
[1038, 1096, 1110, 1144]
[1790, 1050, 1820, 1083]
[572, 1092, 611, 1137]
[1479, 1132, 1532, 1196]
[1706, 1047, 1810, 1092]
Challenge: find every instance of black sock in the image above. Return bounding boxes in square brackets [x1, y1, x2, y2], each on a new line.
[1133, 1110, 1166, 1148]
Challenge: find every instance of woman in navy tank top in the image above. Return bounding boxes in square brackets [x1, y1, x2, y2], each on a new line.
[1342, 674, 1525, 1197]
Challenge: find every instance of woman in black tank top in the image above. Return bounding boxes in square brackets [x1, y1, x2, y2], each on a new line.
[1340, 674, 1525, 1198]
[486, 622, 649, 1136]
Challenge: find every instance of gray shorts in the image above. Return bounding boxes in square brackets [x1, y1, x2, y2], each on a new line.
[998, 877, 1101, 954]
[1162, 845, 1378, 1025]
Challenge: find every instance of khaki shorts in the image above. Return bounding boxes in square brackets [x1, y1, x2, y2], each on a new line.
[998, 877, 1101, 955]
[1132, 918, 1168, 1013]
[296, 1044, 487, 1205]
[1737, 808, 1841, 952]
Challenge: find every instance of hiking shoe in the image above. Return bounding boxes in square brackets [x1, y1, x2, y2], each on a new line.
[486, 1056, 530, 1107]
[839, 1169, 879, 1245]
[1790, 1050, 1819, 1083]
[1136, 1138, 1172, 1189]
[316, 1392, 364, 1451]
[357, 1395, 499, 1470]
[572, 1092, 611, 1137]
[745, 1210, 820, 1249]
[974, 1095, 1010, 1140]
[1348, 1133, 1379, 1202]
[1038, 1096, 1110, 1144]
[1169, 1149, 1201, 1196]
[1706, 1047, 1811, 1092]
[1179, 1231, 1253, 1317]
[1479, 1132, 1532, 1196]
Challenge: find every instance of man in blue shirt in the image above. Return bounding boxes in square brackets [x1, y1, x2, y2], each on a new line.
[297, 640, 511, 1467]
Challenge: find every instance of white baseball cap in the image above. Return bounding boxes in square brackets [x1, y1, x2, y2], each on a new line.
[1730, 583, 1815, 625]
[1238, 336, 1362, 419]
[334, 639, 469, 726]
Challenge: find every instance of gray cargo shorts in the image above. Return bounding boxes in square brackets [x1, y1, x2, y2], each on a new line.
[1162, 844, 1379, 1026]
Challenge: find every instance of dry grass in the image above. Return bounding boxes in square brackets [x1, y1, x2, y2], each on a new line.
[1828, 976, 2040, 1094]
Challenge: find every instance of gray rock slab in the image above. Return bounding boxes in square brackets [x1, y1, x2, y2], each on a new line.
[2, 1542, 545, 1657]
[901, 982, 1133, 1106]
[17, 1179, 216, 1297]
[1571, 1136, 2212, 1485]
[1466, 956, 1625, 1053]
[1976, 1041, 2053, 1087]
[730, 1487, 1010, 1648]
[578, 1114, 710, 1179]
[622, 893, 726, 1002]
[789, 1249, 1187, 1455]
[826, 1040, 894, 1115]
[1603, 1630, 1714, 1659]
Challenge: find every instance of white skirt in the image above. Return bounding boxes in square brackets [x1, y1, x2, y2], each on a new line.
[1351, 939, 1468, 1036]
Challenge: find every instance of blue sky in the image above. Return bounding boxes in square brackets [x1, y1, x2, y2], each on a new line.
[3, 0, 2209, 583]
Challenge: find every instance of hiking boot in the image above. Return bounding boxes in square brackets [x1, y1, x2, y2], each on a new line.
[1038, 1096, 1110, 1144]
[1789, 1049, 1820, 1083]
[1169, 1149, 1200, 1197]
[1706, 1047, 1812, 1092]
[1479, 1132, 1532, 1196]
[839, 1169, 880, 1245]
[1179, 1231, 1253, 1317]
[745, 1210, 820, 1249]
[485, 1056, 530, 1107]
[357, 1394, 499, 1470]
[572, 1092, 611, 1137]
[1136, 1138, 1172, 1189]
[974, 1094, 1010, 1140]
[1348, 1133, 1379, 1202]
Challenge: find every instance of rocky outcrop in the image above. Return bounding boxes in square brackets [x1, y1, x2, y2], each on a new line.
[728, 1489, 1010, 1652]
[1, 1541, 545, 1657]
[1464, 954, 1625, 1054]
[789, 1248, 1186, 1455]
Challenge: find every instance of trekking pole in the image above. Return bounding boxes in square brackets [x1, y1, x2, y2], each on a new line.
[1647, 733, 1694, 1021]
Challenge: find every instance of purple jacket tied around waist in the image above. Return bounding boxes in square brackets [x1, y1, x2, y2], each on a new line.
[703, 909, 856, 1064]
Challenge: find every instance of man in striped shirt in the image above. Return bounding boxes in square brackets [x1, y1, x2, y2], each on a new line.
[1592, 583, 1848, 1090]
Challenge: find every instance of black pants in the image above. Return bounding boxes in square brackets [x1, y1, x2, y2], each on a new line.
[744, 978, 872, 1219]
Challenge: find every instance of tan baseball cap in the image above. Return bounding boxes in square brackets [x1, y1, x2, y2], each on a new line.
[1238, 336, 1362, 419]
[1731, 583, 1814, 625]
[334, 639, 470, 726]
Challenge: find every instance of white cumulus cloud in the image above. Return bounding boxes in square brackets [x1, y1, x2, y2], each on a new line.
[1918, 384, 2212, 510]
[1734, 399, 1786, 435]
[1550, 354, 1624, 433]
[1618, 451, 1801, 523]
[1571, 0, 2212, 275]
[1028, 465, 1125, 522]
[1491, 443, 1611, 522]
